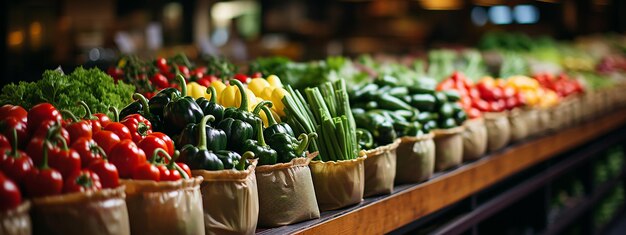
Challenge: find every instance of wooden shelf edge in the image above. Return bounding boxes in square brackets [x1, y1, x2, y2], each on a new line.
[258, 110, 626, 235]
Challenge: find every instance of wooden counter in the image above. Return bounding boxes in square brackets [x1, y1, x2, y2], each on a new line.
[257, 109, 626, 235]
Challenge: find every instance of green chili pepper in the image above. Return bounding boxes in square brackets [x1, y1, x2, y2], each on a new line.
[196, 86, 225, 125]
[242, 119, 278, 166]
[163, 74, 204, 135]
[356, 128, 374, 150]
[176, 115, 227, 151]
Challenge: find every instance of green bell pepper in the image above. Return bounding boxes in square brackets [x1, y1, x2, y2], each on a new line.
[163, 75, 204, 135]
[266, 133, 314, 163]
[196, 86, 225, 125]
[178, 115, 225, 171]
[260, 105, 294, 138]
[242, 119, 278, 166]
[176, 115, 227, 151]
[216, 117, 254, 150]
[148, 87, 181, 120]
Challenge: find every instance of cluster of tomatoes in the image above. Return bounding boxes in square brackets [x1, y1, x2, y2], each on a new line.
[0, 102, 190, 212]
[437, 72, 525, 119]
[533, 73, 584, 98]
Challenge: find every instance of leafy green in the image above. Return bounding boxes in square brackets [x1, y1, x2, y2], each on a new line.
[0, 67, 135, 117]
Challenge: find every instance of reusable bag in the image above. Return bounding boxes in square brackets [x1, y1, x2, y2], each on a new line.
[395, 133, 435, 184]
[361, 139, 401, 197]
[0, 202, 31, 235]
[255, 154, 320, 227]
[462, 118, 487, 161]
[192, 161, 259, 235]
[310, 156, 366, 211]
[484, 112, 511, 152]
[508, 108, 528, 142]
[31, 186, 129, 235]
[123, 177, 204, 235]
[522, 108, 540, 136]
[432, 126, 465, 171]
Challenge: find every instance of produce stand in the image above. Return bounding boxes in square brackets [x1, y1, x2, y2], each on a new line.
[257, 109, 626, 234]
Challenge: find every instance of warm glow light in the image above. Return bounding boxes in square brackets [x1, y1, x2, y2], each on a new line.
[473, 0, 502, 6]
[8, 31, 23, 47]
[419, 0, 463, 10]
[30, 22, 42, 36]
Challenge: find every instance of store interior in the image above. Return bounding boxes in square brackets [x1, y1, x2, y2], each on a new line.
[2, 0, 626, 234]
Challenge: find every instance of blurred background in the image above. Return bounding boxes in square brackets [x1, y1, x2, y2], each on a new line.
[2, 0, 625, 85]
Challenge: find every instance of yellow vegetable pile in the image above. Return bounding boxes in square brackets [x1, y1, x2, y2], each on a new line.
[506, 75, 560, 108]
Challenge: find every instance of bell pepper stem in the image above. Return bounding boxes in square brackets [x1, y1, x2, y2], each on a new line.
[229, 79, 248, 111]
[76, 173, 94, 188]
[61, 110, 80, 122]
[108, 106, 120, 122]
[252, 101, 272, 115]
[153, 148, 172, 165]
[260, 105, 278, 126]
[137, 122, 150, 137]
[55, 134, 69, 151]
[176, 74, 188, 97]
[207, 86, 218, 103]
[197, 115, 216, 151]
[40, 141, 52, 169]
[237, 151, 255, 170]
[169, 150, 189, 179]
[254, 119, 267, 146]
[132, 93, 152, 117]
[295, 133, 311, 156]
[78, 101, 95, 120]
[94, 145, 108, 160]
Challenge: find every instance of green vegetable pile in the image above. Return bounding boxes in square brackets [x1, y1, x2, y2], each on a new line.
[282, 80, 358, 161]
[0, 67, 135, 116]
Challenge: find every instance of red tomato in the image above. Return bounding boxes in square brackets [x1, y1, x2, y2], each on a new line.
[0, 173, 22, 211]
[502, 86, 516, 98]
[178, 65, 190, 78]
[505, 97, 519, 110]
[469, 88, 481, 100]
[437, 79, 455, 91]
[472, 99, 490, 112]
[156, 58, 168, 71]
[234, 73, 249, 83]
[27, 103, 62, 135]
[132, 163, 160, 181]
[252, 72, 263, 78]
[467, 108, 482, 119]
[196, 78, 211, 87]
[150, 73, 169, 89]
[93, 131, 121, 155]
[109, 140, 147, 178]
[88, 159, 119, 189]
[0, 105, 27, 123]
[63, 170, 102, 193]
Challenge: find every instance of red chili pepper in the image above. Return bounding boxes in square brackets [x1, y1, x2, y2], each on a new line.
[61, 110, 92, 145]
[120, 114, 152, 143]
[24, 140, 63, 197]
[78, 101, 103, 133]
[150, 73, 169, 89]
[0, 172, 22, 211]
[0, 104, 27, 123]
[234, 73, 249, 83]
[47, 131, 81, 179]
[103, 107, 132, 140]
[0, 129, 33, 185]
[109, 139, 147, 178]
[0, 117, 28, 148]
[63, 169, 102, 193]
[93, 130, 121, 155]
[71, 137, 104, 168]
[27, 103, 62, 135]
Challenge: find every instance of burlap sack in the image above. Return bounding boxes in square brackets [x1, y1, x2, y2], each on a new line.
[310, 156, 366, 211]
[0, 202, 31, 235]
[550, 103, 566, 130]
[508, 108, 528, 142]
[484, 112, 511, 152]
[537, 108, 552, 134]
[522, 108, 540, 136]
[462, 118, 487, 161]
[123, 177, 204, 235]
[432, 126, 465, 171]
[570, 96, 583, 124]
[31, 186, 129, 235]
[255, 154, 320, 227]
[361, 139, 401, 197]
[395, 133, 435, 184]
[192, 161, 259, 235]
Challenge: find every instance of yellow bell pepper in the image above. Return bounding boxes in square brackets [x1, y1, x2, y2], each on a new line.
[210, 80, 227, 98]
[270, 88, 288, 116]
[186, 82, 208, 99]
[248, 78, 271, 95]
[267, 75, 283, 88]
[219, 85, 237, 107]
[260, 86, 274, 100]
